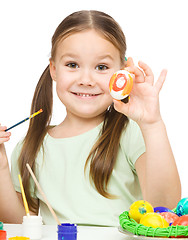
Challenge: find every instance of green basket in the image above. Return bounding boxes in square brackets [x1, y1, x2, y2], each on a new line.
[0, 221, 3, 230]
[119, 211, 188, 238]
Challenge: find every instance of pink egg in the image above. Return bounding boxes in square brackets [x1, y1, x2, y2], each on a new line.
[160, 212, 179, 225]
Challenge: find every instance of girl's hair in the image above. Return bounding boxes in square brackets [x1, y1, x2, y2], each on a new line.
[18, 10, 128, 213]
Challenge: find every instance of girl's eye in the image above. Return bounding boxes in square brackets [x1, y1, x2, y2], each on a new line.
[96, 65, 108, 71]
[66, 62, 79, 68]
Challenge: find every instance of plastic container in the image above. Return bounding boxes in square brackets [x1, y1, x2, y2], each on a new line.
[22, 216, 42, 239]
[0, 230, 6, 240]
[57, 223, 77, 240]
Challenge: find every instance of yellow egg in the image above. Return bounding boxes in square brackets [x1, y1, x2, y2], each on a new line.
[140, 212, 169, 228]
[129, 200, 154, 223]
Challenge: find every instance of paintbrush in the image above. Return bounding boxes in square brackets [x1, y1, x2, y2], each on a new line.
[18, 174, 30, 217]
[5, 109, 43, 132]
[26, 163, 61, 225]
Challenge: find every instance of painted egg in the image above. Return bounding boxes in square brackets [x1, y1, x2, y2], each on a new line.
[109, 69, 134, 100]
[172, 215, 188, 226]
[176, 198, 188, 216]
[160, 212, 179, 225]
[154, 206, 174, 213]
[129, 200, 154, 223]
[172, 215, 188, 238]
[140, 212, 169, 228]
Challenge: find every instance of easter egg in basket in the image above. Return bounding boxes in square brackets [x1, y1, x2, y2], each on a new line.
[140, 212, 169, 228]
[109, 69, 134, 100]
[129, 200, 154, 223]
[176, 198, 188, 216]
[160, 212, 179, 225]
[154, 206, 174, 213]
[171, 215, 188, 238]
[172, 215, 188, 226]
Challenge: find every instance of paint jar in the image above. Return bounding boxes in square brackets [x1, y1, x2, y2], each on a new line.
[0, 230, 6, 240]
[57, 223, 77, 240]
[22, 216, 42, 239]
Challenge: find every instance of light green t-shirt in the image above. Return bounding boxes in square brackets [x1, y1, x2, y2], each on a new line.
[11, 119, 145, 226]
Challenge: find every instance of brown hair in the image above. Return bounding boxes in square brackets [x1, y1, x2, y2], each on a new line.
[18, 10, 128, 213]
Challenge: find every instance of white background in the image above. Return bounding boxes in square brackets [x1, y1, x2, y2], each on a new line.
[0, 0, 188, 198]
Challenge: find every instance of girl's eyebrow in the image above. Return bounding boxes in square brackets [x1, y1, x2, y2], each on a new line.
[97, 54, 114, 61]
[60, 53, 79, 60]
[60, 53, 114, 60]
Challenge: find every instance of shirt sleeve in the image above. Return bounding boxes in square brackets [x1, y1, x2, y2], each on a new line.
[120, 119, 146, 173]
[10, 140, 37, 198]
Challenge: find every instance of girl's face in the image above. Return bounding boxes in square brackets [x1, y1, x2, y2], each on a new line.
[50, 29, 122, 122]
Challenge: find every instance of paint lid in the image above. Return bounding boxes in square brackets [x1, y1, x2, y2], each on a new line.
[0, 230, 6, 240]
[0, 222, 3, 230]
[57, 223, 77, 233]
[8, 237, 30, 240]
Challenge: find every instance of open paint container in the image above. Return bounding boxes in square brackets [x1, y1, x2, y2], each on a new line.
[57, 223, 77, 240]
[22, 216, 42, 239]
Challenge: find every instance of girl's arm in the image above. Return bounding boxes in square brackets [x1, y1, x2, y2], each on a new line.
[113, 58, 181, 208]
[0, 125, 37, 223]
[135, 121, 181, 209]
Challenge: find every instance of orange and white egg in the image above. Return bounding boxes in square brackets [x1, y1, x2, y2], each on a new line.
[109, 69, 134, 100]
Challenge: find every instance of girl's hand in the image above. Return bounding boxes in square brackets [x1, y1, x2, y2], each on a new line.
[0, 124, 10, 170]
[113, 57, 167, 127]
[0, 124, 11, 144]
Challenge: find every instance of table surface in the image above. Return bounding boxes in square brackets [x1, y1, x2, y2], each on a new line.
[3, 224, 126, 240]
[3, 224, 188, 240]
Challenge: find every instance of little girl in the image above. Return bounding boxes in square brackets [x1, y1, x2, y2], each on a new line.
[0, 10, 181, 226]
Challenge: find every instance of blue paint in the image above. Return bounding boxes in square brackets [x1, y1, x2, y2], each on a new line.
[57, 223, 77, 240]
[154, 206, 174, 213]
[139, 207, 147, 215]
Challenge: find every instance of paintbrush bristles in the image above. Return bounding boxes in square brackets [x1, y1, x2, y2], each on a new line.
[29, 109, 43, 119]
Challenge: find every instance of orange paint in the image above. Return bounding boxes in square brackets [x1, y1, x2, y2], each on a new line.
[109, 69, 134, 100]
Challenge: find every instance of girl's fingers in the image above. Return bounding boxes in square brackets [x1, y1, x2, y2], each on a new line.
[0, 124, 11, 144]
[155, 69, 167, 93]
[126, 57, 135, 67]
[0, 125, 7, 131]
[126, 58, 145, 83]
[113, 99, 130, 115]
[0, 131, 11, 138]
[0, 137, 10, 144]
[138, 61, 154, 84]
[126, 65, 145, 83]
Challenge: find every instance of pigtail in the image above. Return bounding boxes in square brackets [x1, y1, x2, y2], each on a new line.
[85, 99, 129, 198]
[18, 65, 53, 213]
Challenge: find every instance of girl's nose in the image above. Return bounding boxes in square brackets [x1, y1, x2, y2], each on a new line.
[77, 69, 95, 86]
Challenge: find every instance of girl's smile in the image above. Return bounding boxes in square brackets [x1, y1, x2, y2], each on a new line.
[71, 92, 101, 98]
[50, 29, 122, 121]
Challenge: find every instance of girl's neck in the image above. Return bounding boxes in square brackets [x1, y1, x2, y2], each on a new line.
[48, 113, 104, 138]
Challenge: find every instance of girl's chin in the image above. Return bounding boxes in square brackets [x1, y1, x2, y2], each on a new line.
[68, 107, 107, 119]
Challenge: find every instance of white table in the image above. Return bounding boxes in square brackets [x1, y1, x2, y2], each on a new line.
[3, 224, 127, 240]
[3, 224, 187, 240]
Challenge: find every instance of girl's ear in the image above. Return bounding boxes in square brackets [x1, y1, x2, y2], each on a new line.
[49, 60, 56, 82]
